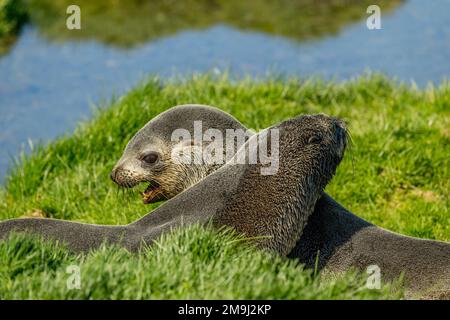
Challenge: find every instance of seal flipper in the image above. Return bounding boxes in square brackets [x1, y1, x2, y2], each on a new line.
[0, 153, 246, 254]
[0, 218, 133, 253]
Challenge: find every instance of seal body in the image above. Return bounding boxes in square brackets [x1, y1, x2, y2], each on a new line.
[109, 105, 450, 299]
[288, 194, 450, 299]
[0, 114, 346, 259]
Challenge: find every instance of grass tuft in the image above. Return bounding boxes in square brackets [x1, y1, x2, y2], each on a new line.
[0, 225, 403, 299]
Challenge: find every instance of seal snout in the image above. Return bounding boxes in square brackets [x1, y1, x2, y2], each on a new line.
[310, 114, 348, 153]
[331, 118, 348, 159]
[110, 164, 166, 204]
[110, 168, 119, 184]
[110, 165, 140, 188]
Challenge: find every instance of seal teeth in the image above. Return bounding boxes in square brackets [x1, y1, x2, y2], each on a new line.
[141, 181, 162, 204]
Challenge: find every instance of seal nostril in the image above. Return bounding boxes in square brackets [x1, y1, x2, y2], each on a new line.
[333, 120, 345, 138]
[332, 120, 341, 131]
[331, 120, 348, 156]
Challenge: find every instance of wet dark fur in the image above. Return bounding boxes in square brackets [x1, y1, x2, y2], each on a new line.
[0, 114, 346, 262]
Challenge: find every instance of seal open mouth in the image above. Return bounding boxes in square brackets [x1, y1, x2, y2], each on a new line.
[141, 180, 164, 204]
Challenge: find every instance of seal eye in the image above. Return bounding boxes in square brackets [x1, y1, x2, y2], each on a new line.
[141, 152, 159, 164]
[308, 134, 322, 144]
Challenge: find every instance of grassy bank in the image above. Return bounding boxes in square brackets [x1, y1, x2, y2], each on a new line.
[0, 75, 449, 299]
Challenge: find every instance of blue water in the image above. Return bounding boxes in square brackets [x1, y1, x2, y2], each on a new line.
[0, 0, 449, 179]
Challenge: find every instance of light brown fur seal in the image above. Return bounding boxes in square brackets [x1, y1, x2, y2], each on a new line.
[110, 105, 450, 299]
[110, 104, 250, 203]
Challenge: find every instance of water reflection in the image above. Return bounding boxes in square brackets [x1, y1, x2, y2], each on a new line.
[3, 0, 400, 54]
[1, 0, 449, 180]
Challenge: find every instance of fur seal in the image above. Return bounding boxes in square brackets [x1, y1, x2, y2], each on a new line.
[110, 105, 450, 299]
[110, 104, 250, 203]
[0, 114, 347, 260]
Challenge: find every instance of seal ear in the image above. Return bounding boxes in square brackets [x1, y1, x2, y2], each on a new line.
[308, 133, 323, 144]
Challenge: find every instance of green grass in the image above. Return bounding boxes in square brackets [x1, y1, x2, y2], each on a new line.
[0, 226, 402, 299]
[0, 74, 449, 299]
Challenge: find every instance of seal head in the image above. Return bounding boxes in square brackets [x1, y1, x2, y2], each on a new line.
[110, 104, 248, 203]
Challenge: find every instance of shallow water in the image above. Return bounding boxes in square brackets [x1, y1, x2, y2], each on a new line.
[0, 0, 449, 180]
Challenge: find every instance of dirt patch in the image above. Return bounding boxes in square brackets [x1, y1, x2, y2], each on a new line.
[410, 188, 440, 202]
[21, 209, 46, 218]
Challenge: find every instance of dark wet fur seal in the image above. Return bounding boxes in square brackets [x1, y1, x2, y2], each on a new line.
[112, 105, 450, 299]
[0, 113, 346, 261]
